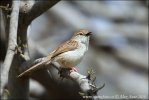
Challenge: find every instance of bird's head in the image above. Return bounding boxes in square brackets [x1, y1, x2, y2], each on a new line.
[74, 29, 92, 37]
[73, 29, 92, 44]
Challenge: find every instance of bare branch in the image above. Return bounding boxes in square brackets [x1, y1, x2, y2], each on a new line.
[1, 0, 20, 95]
[8, 0, 60, 99]
[19, 0, 60, 25]
[58, 68, 104, 96]
[20, 1, 35, 13]
[70, 72, 92, 92]
[1, 0, 60, 98]
[27, 0, 60, 23]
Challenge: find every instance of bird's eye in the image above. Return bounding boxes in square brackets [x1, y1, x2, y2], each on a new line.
[79, 32, 83, 35]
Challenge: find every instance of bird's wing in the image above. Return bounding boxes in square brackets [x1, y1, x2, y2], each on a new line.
[51, 40, 78, 58]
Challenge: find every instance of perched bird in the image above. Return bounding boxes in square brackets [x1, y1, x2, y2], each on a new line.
[18, 29, 92, 78]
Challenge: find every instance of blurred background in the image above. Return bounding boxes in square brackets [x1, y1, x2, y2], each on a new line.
[1, 0, 148, 99]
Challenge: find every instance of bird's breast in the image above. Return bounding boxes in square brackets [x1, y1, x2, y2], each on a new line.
[56, 44, 87, 66]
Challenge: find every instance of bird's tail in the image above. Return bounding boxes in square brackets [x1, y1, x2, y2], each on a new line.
[17, 57, 51, 78]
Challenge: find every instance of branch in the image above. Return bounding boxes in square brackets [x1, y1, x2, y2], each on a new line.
[8, 0, 60, 99]
[1, 0, 60, 98]
[57, 67, 105, 97]
[19, 0, 60, 25]
[1, 0, 20, 96]
[27, 0, 60, 23]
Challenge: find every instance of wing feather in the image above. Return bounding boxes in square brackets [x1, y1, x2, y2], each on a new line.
[51, 40, 78, 58]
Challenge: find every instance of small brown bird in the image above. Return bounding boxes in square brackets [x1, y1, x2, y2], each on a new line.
[18, 29, 92, 78]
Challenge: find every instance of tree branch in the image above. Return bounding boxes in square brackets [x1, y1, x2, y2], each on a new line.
[1, 0, 20, 96]
[8, 0, 60, 99]
[27, 0, 60, 23]
[1, 0, 60, 99]
[19, 0, 60, 25]
[56, 66, 105, 97]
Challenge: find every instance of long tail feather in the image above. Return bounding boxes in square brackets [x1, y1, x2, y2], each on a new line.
[17, 59, 50, 78]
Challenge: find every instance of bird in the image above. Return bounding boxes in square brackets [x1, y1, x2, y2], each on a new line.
[18, 29, 92, 78]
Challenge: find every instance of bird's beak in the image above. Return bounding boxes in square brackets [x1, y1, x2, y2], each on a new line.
[86, 32, 92, 36]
